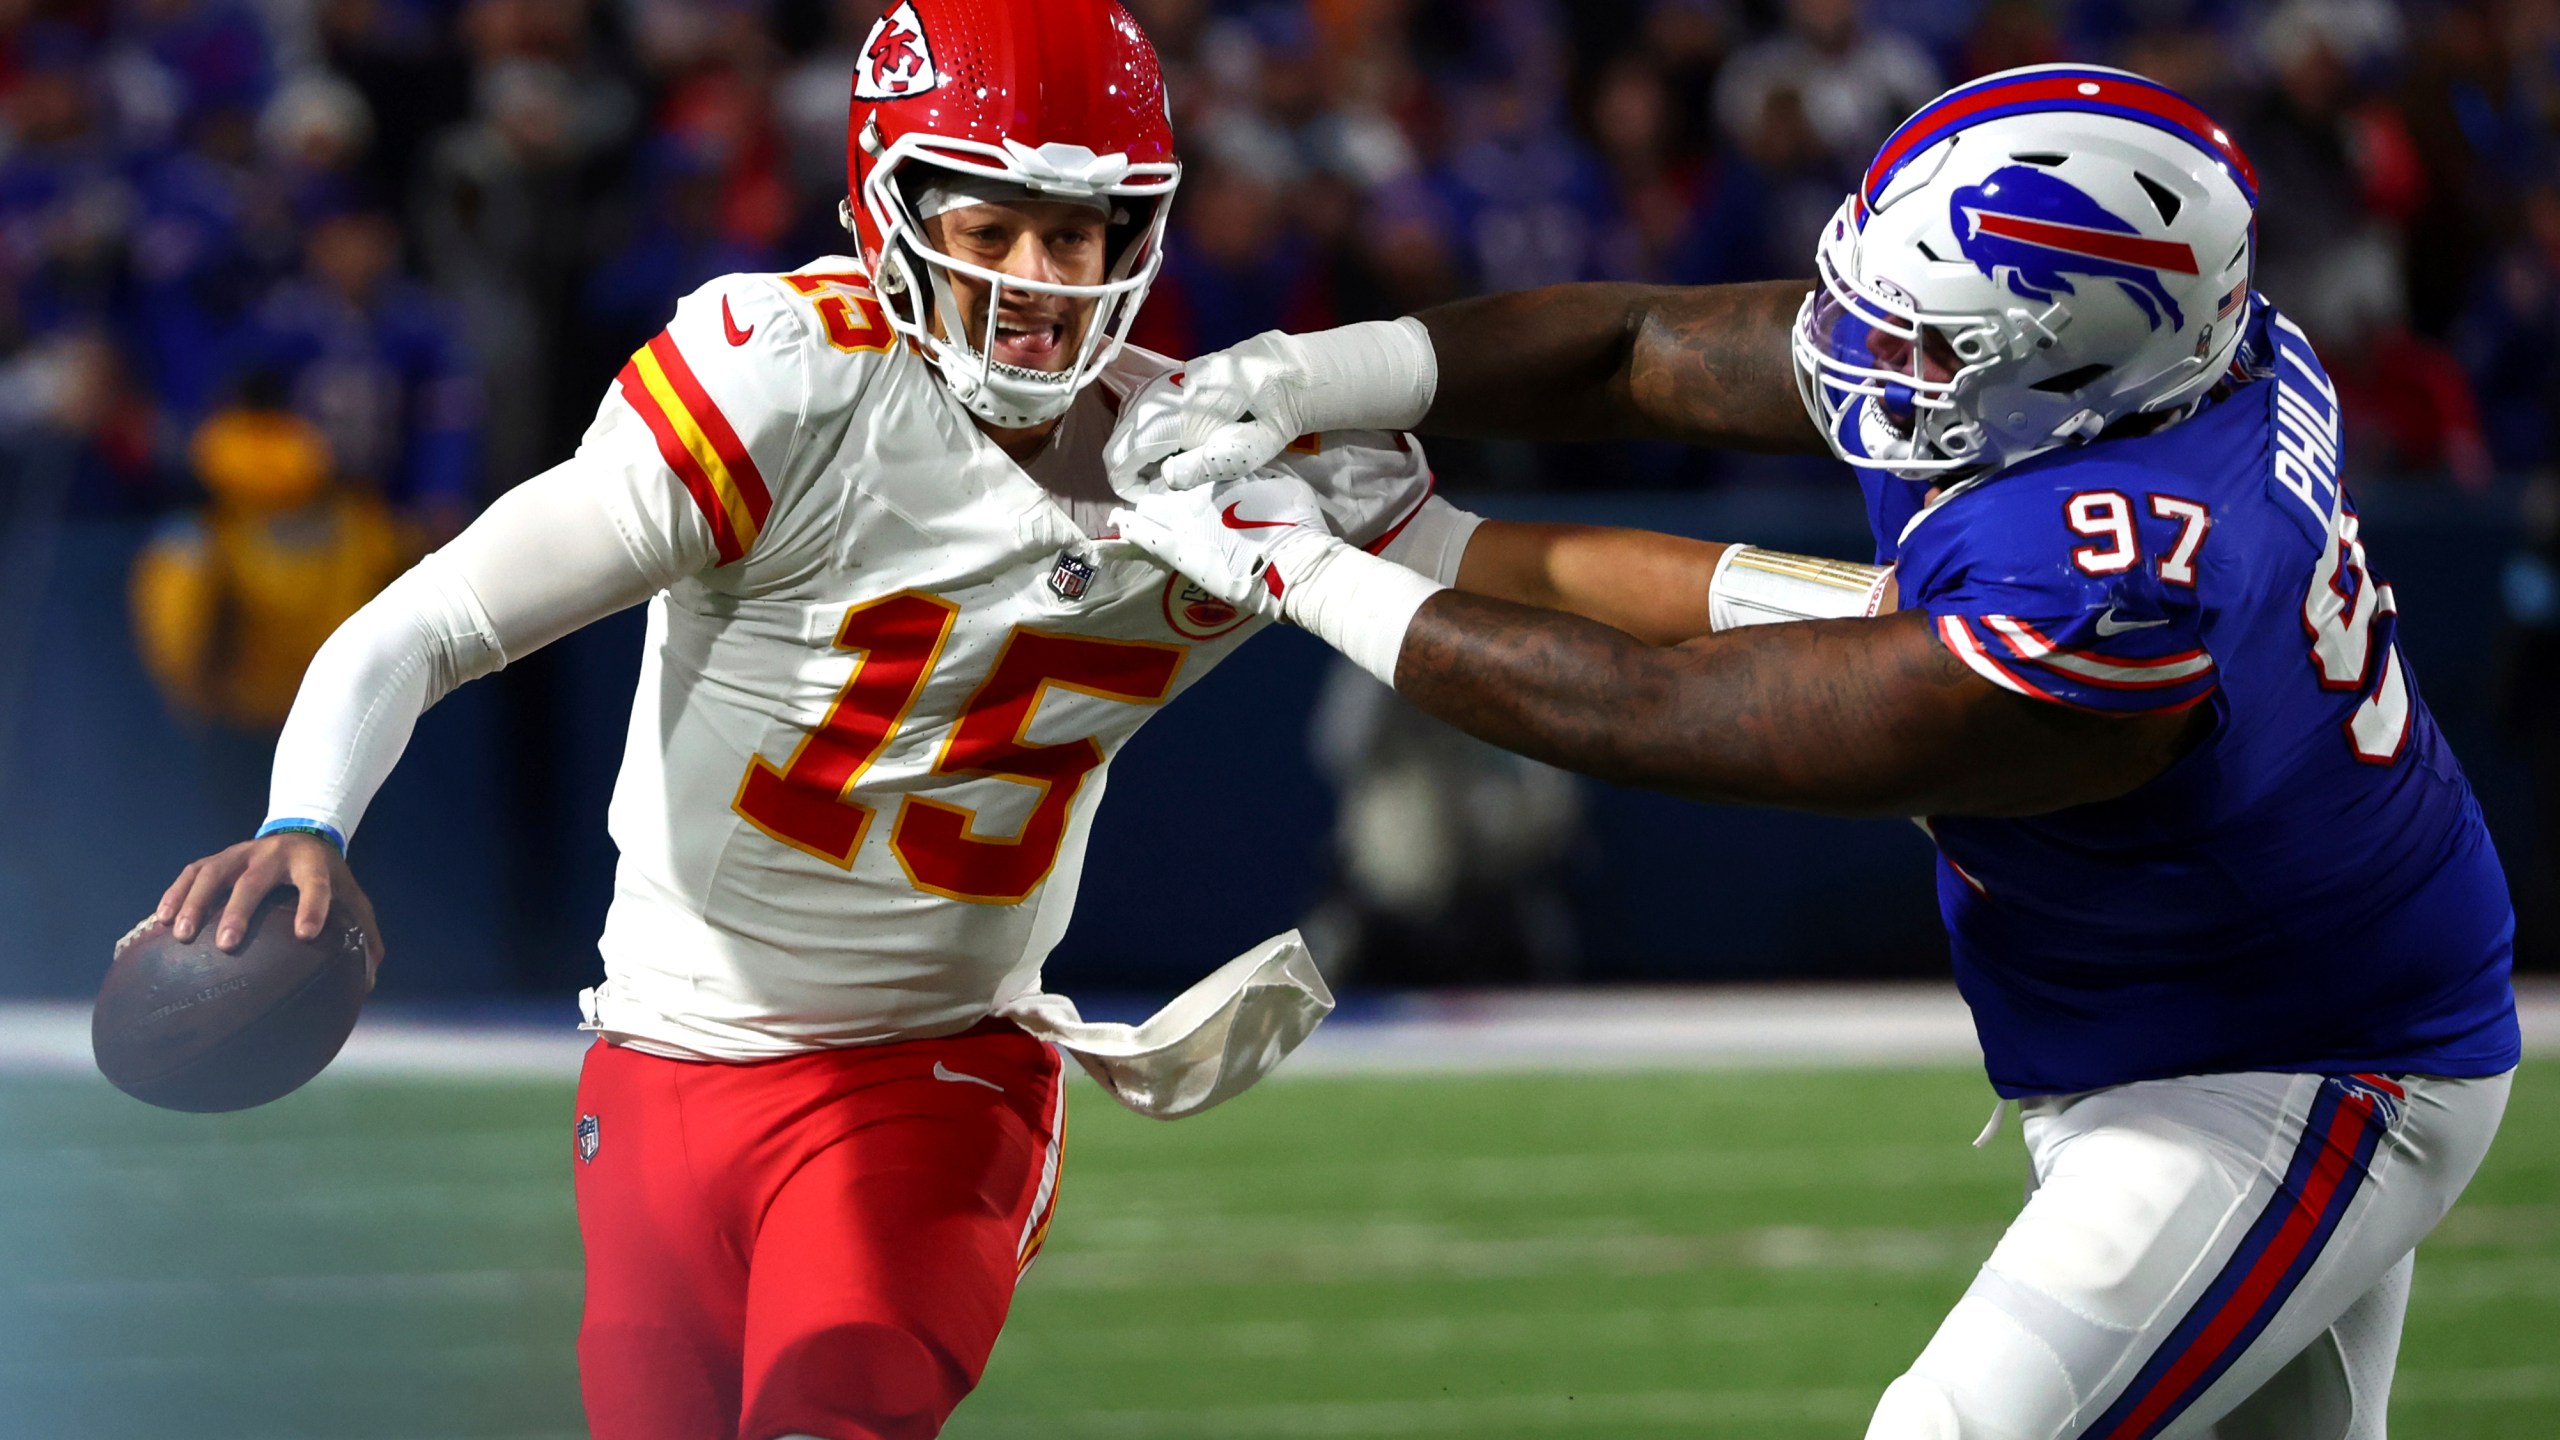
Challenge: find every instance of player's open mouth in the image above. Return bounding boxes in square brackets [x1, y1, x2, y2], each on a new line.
[991, 318, 1068, 369]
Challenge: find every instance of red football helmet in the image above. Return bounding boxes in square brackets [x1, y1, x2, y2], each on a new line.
[844, 0, 1180, 428]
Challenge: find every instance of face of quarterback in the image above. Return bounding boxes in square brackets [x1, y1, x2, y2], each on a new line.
[921, 199, 1111, 375]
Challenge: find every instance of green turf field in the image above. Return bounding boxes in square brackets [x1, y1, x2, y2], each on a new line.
[0, 1062, 2549, 1438]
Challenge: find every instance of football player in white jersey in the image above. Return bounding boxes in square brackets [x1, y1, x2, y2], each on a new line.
[140, 2, 1799, 1435]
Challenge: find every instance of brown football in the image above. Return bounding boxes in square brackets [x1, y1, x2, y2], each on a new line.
[92, 888, 371, 1112]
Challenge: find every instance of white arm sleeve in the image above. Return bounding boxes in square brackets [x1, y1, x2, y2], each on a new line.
[264, 457, 707, 845]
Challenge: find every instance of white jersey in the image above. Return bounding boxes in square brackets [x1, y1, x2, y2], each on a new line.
[570, 260, 1431, 1059]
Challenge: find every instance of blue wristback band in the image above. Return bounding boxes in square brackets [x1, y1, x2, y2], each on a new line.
[256, 817, 347, 853]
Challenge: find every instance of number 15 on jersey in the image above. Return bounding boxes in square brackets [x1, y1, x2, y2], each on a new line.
[733, 592, 1187, 904]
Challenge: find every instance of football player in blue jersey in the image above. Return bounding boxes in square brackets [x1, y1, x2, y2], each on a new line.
[1109, 65, 2520, 1440]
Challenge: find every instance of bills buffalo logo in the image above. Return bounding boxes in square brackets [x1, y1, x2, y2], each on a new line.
[854, 1, 938, 100]
[1951, 165, 2195, 331]
[1162, 574, 1249, 640]
[575, 1113, 601, 1164]
[2338, 1074, 2406, 1130]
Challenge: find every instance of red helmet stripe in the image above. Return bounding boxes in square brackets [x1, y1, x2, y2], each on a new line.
[1964, 211, 2201, 274]
[1863, 71, 2256, 210]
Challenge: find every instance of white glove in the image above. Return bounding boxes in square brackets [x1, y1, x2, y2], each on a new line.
[1099, 365, 1189, 499]
[1111, 471, 1448, 688]
[1107, 471, 1330, 619]
[1159, 318, 1439, 491]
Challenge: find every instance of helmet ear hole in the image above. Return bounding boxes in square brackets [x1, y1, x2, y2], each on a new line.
[1104, 194, 1167, 278]
[2031, 363, 2113, 395]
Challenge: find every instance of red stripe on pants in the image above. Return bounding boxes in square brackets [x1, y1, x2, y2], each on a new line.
[2098, 1092, 2376, 1440]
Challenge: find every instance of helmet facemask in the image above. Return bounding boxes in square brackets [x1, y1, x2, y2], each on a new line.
[853, 130, 1177, 430]
[1792, 211, 2026, 479]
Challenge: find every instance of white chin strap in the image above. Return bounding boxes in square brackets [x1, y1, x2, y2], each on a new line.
[920, 261, 1085, 428]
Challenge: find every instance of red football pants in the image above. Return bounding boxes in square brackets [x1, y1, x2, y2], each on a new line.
[571, 1020, 1065, 1440]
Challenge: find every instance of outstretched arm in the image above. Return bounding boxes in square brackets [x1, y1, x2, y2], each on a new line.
[1395, 598, 2201, 818]
[1368, 484, 1888, 648]
[1452, 521, 1729, 645]
[1109, 495, 2201, 819]
[1414, 281, 1822, 451]
[1151, 281, 1823, 490]
[1447, 519, 1893, 647]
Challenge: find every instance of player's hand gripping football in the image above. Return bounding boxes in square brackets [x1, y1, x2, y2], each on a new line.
[156, 834, 386, 985]
[1108, 471, 1337, 618]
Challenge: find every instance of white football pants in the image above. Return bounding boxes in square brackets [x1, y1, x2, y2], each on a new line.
[1867, 1069, 2511, 1440]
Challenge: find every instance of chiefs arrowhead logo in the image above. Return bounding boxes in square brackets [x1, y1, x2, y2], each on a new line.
[855, 2, 939, 101]
[1162, 574, 1249, 641]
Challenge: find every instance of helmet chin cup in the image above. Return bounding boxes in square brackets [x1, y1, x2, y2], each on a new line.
[935, 349, 1081, 429]
[916, 259, 1084, 429]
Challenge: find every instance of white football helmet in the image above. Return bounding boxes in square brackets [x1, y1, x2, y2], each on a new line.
[1793, 65, 2258, 478]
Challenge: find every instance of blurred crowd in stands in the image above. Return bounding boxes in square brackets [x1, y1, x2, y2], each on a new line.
[11, 0, 2560, 515]
[3, 2, 2560, 689]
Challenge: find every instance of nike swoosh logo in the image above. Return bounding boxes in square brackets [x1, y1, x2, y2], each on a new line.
[1221, 501, 1299, 530]
[2094, 607, 2172, 637]
[722, 296, 755, 346]
[932, 1061, 1004, 1093]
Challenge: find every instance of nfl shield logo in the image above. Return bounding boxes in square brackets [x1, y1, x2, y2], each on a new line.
[576, 1113, 601, 1164]
[1049, 550, 1098, 601]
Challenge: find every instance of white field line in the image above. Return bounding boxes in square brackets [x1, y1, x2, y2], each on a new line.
[949, 1388, 1885, 1439]
[996, 1303, 1868, 1364]
[2393, 1364, 2560, 1403]
[4, 979, 2555, 1079]
[1026, 1222, 2000, 1293]
[1294, 984, 1986, 1074]
[3, 1218, 1989, 1318]
[0, 1344, 558, 1383]
[949, 1367, 2560, 1439]
[10, 1267, 581, 1310]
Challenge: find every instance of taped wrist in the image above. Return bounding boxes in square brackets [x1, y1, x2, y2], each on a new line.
[1293, 317, 1440, 434]
[1708, 546, 1893, 630]
[1266, 529, 1447, 688]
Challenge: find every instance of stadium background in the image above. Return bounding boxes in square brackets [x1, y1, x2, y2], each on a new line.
[0, 0, 2554, 1434]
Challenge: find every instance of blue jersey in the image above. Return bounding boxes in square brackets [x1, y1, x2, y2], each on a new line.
[1865, 303, 2519, 1097]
